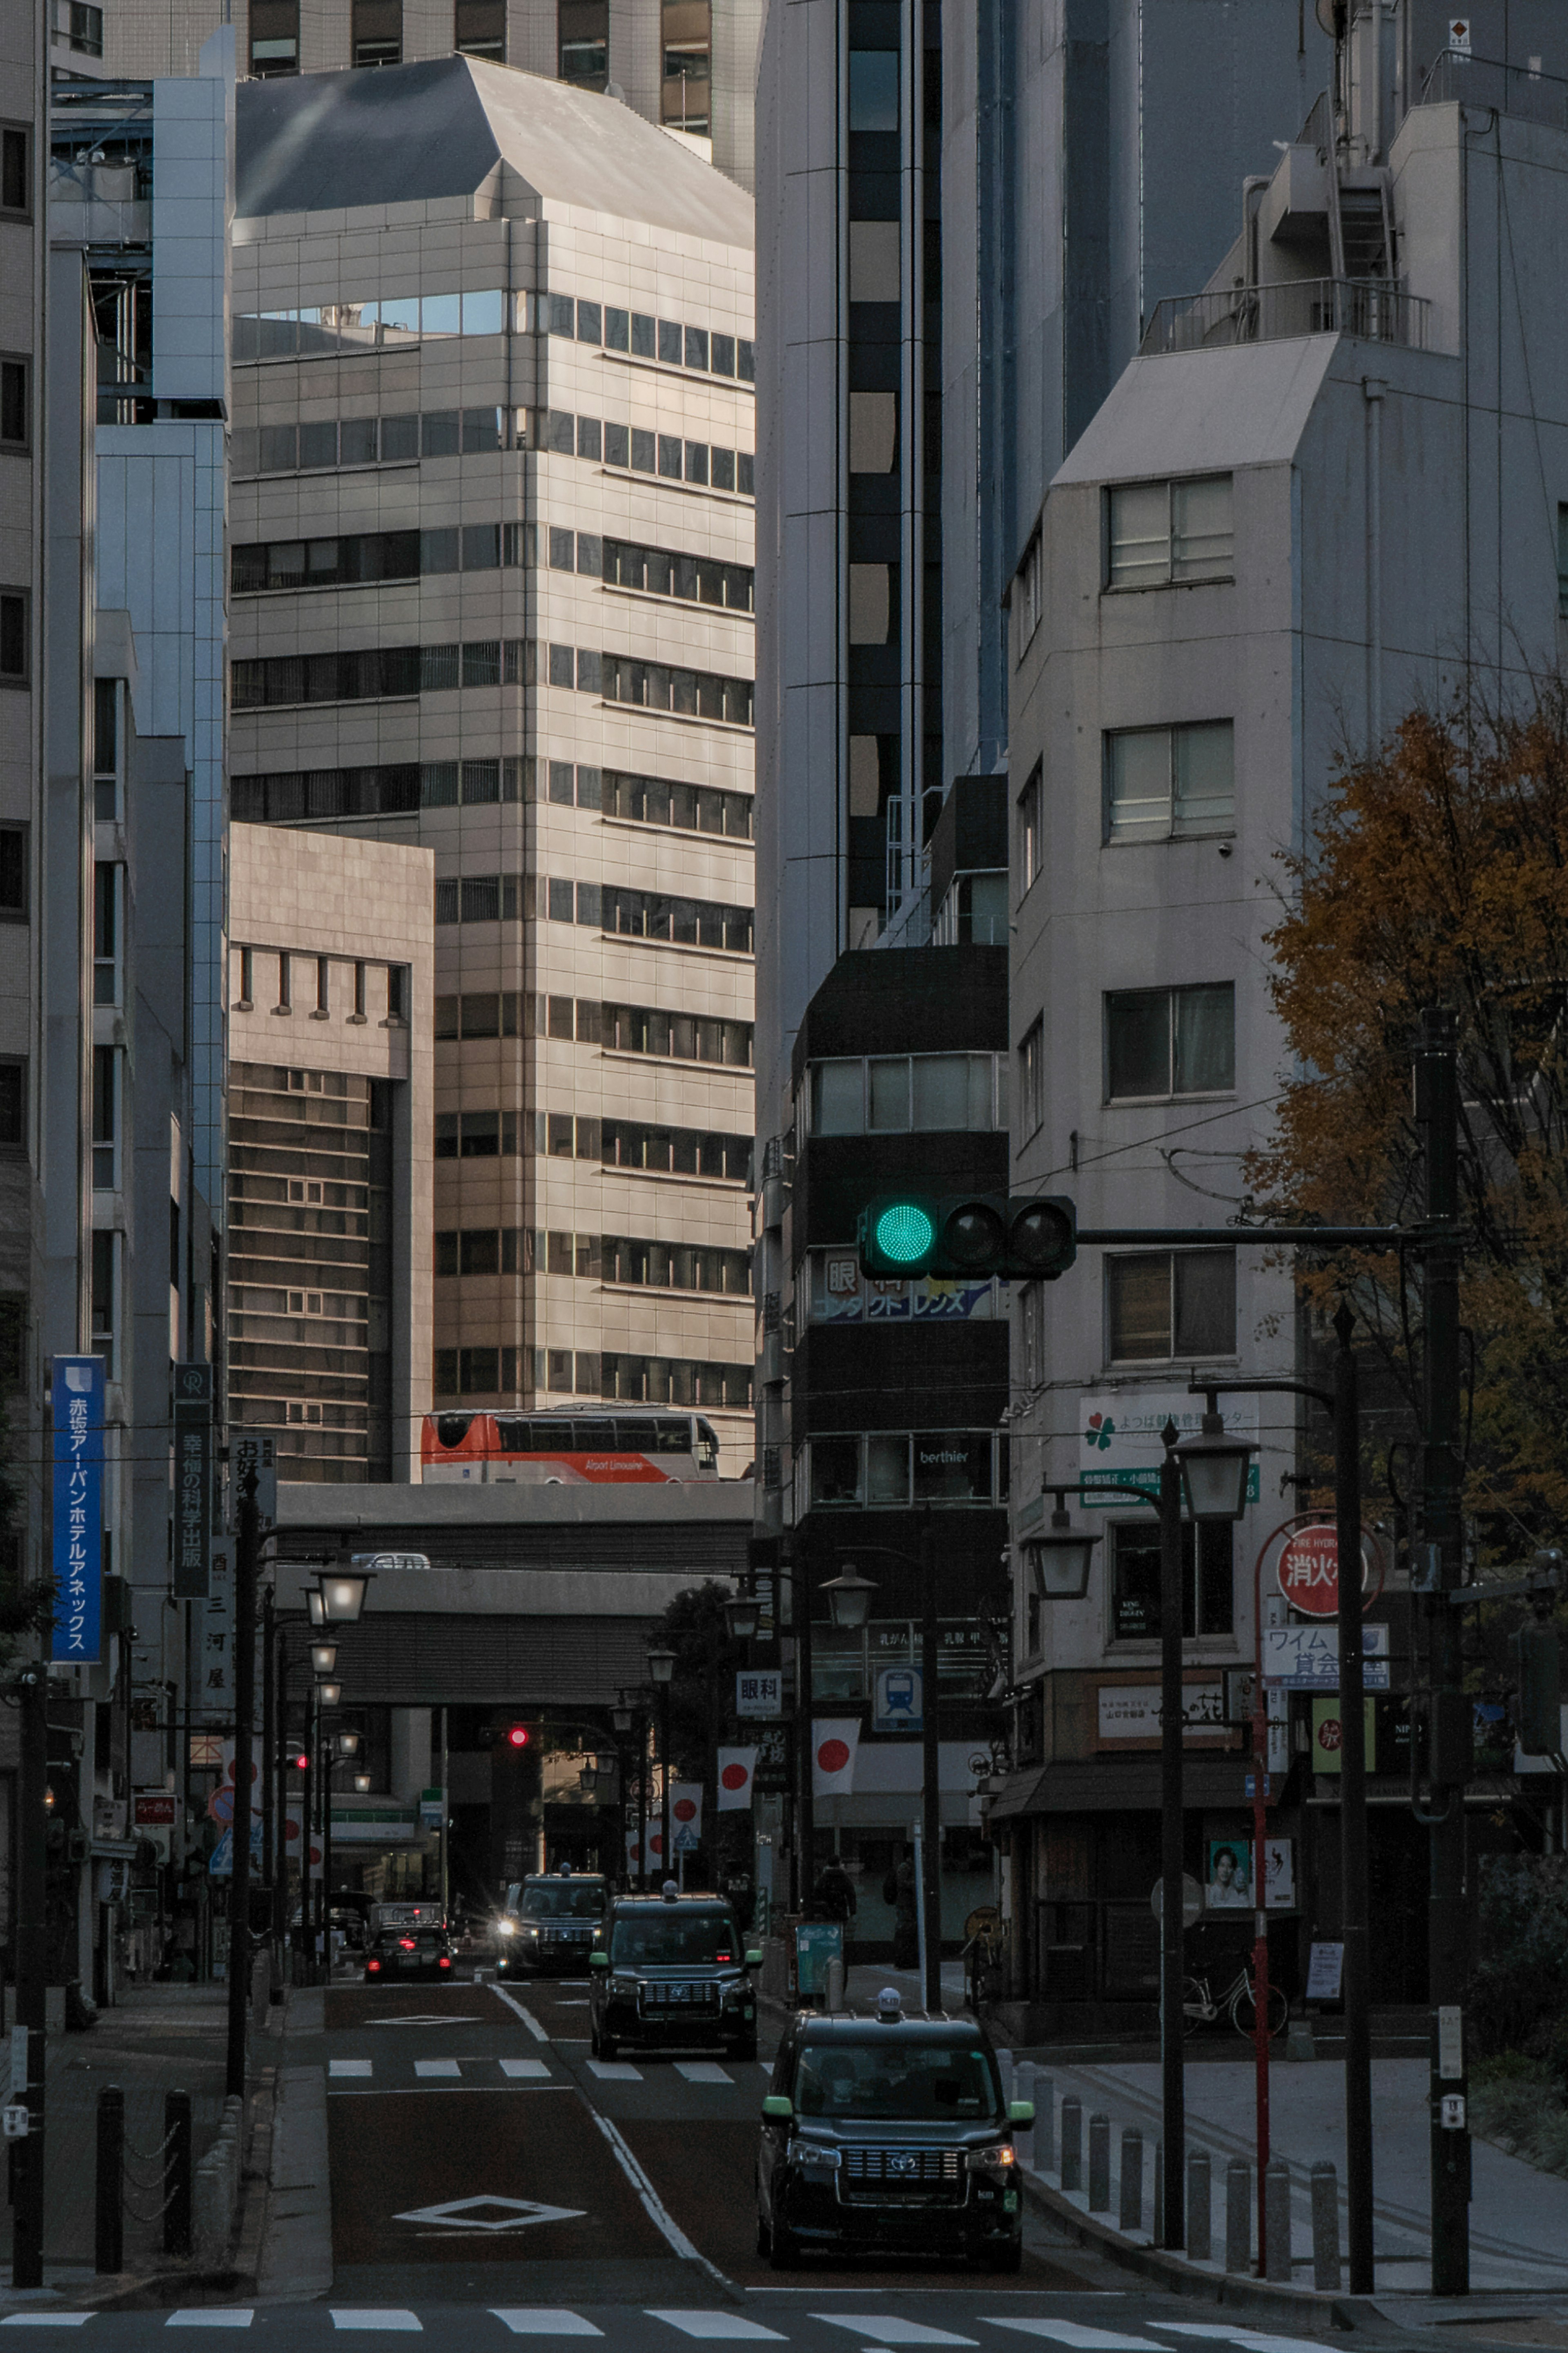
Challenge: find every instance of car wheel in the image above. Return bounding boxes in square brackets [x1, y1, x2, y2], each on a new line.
[983, 2239, 1023, 2275]
[731, 2035, 758, 2063]
[769, 2214, 800, 2271]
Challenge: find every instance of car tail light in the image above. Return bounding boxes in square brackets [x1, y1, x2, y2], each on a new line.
[367, 1959, 381, 1973]
[399, 1937, 416, 1950]
[438, 1955, 451, 1969]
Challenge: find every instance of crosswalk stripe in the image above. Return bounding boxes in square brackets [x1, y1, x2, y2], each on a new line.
[164, 2315, 254, 2329]
[499, 2059, 550, 2080]
[489, 2315, 602, 2337]
[413, 2059, 461, 2079]
[1154, 2331, 1332, 2353]
[983, 2326, 1167, 2352]
[330, 2059, 372, 2079]
[811, 2322, 975, 2346]
[673, 2062, 731, 2085]
[647, 2316, 784, 2340]
[0, 2321, 94, 2331]
[586, 2059, 641, 2081]
[330, 2316, 423, 2333]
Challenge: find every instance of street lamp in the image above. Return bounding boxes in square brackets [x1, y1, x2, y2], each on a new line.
[335, 1730, 361, 1759]
[820, 1567, 877, 1630]
[646, 1646, 676, 1884]
[317, 1569, 373, 1622]
[316, 1680, 342, 1708]
[353, 1772, 372, 1795]
[309, 1640, 337, 1677]
[724, 1584, 761, 1642]
[1022, 1493, 1102, 1601]
[1174, 1411, 1257, 1522]
[307, 1589, 327, 1628]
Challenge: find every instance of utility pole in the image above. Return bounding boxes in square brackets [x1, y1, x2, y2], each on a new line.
[1334, 1303, 1374, 2291]
[794, 1541, 814, 1916]
[1157, 1434, 1185, 2250]
[227, 1464, 259, 2099]
[12, 1664, 47, 2288]
[1416, 1006, 1470, 2291]
[260, 1587, 275, 1995]
[919, 1509, 941, 2015]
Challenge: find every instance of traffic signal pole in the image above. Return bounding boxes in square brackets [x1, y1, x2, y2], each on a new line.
[919, 1510, 941, 2016]
[13, 1664, 47, 2288]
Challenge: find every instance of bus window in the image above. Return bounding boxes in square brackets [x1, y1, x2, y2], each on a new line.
[614, 1417, 653, 1450]
[575, 1418, 616, 1449]
[655, 1417, 692, 1454]
[435, 1413, 475, 1449]
[696, 1420, 719, 1470]
[495, 1418, 529, 1450]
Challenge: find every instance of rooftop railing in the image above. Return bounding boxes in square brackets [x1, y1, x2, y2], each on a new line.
[1420, 47, 1568, 130]
[1139, 275, 1428, 359]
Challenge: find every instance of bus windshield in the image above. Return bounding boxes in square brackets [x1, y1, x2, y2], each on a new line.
[609, 1909, 738, 1967]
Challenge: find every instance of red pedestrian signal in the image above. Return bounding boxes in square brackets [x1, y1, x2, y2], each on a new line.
[506, 1725, 529, 1749]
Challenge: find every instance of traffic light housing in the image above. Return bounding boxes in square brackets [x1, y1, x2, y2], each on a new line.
[479, 1721, 533, 1751]
[858, 1192, 1076, 1282]
[1513, 1624, 1561, 1756]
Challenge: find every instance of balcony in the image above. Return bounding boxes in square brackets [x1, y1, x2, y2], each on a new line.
[1139, 276, 1428, 359]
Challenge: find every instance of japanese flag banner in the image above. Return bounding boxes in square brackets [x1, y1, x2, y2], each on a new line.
[671, 1782, 704, 1839]
[812, 1719, 860, 1797]
[625, 1825, 641, 1872]
[717, 1747, 758, 1811]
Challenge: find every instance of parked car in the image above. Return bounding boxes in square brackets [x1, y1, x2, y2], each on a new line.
[494, 1872, 608, 1977]
[755, 1996, 1033, 2272]
[588, 1892, 759, 2060]
[363, 1900, 454, 1982]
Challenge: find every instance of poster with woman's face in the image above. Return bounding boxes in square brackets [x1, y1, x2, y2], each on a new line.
[1206, 1840, 1251, 1908]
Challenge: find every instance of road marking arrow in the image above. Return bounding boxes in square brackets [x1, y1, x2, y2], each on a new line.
[392, 2196, 587, 2233]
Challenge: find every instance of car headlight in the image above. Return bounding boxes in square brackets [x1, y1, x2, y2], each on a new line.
[496, 1920, 516, 1938]
[610, 1974, 637, 1995]
[521, 1924, 540, 1938]
[967, 2144, 1018, 2174]
[787, 2138, 841, 2172]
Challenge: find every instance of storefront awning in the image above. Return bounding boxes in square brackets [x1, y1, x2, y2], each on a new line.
[987, 1757, 1248, 1820]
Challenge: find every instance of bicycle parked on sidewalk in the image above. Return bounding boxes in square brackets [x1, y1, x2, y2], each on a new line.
[1181, 1960, 1288, 2037]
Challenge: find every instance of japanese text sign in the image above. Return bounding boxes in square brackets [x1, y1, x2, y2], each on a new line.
[51, 1356, 103, 1664]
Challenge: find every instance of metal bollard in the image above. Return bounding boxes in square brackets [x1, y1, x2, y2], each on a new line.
[1225, 2156, 1251, 2272]
[1087, 2112, 1111, 2212]
[1186, 2148, 1212, 2260]
[1118, 2128, 1143, 2232]
[1153, 2141, 1163, 2247]
[164, 2089, 192, 2257]
[1033, 2071, 1054, 2173]
[1013, 2060, 1036, 2170]
[995, 2046, 1014, 2105]
[95, 2085, 124, 2275]
[1060, 2094, 1082, 2192]
[1311, 2160, 1341, 2290]
[1265, 2158, 1292, 2283]
[824, 1956, 845, 2013]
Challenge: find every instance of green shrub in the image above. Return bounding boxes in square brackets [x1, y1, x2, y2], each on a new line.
[1470, 1856, 1568, 2056]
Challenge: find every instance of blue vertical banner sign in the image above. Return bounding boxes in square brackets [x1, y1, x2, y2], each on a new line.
[51, 1355, 104, 1665]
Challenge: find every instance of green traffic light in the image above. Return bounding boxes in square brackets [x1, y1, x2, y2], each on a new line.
[874, 1200, 936, 1265]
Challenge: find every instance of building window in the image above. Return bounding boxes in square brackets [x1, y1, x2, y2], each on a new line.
[0, 590, 28, 684]
[1106, 983, 1233, 1100]
[91, 1046, 119, 1188]
[1111, 1519, 1234, 1639]
[849, 220, 900, 304]
[1017, 534, 1042, 650]
[1106, 474, 1233, 589]
[808, 1432, 1003, 1510]
[1018, 1019, 1044, 1139]
[91, 1229, 116, 1374]
[0, 126, 30, 219]
[0, 1058, 24, 1151]
[351, 0, 401, 65]
[559, 0, 608, 84]
[454, 0, 503, 52]
[93, 864, 121, 1005]
[849, 47, 899, 131]
[0, 826, 26, 921]
[807, 1053, 1005, 1136]
[848, 390, 897, 475]
[248, 0, 299, 72]
[1107, 1249, 1235, 1362]
[1018, 764, 1042, 894]
[662, 0, 710, 129]
[1106, 720, 1234, 845]
[0, 357, 27, 449]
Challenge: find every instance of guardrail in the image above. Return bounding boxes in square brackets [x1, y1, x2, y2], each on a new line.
[1139, 276, 1427, 359]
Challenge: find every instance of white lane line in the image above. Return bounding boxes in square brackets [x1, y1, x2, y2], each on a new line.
[647, 2315, 785, 2340]
[489, 1981, 551, 2043]
[586, 2059, 642, 2081]
[330, 2059, 372, 2079]
[811, 2325, 976, 2347]
[329, 2315, 423, 2333]
[164, 2316, 255, 2330]
[582, 2105, 731, 2292]
[489, 2317, 603, 2338]
[413, 2059, 461, 2079]
[673, 2063, 731, 2085]
[983, 2328, 1168, 2352]
[499, 2058, 550, 2080]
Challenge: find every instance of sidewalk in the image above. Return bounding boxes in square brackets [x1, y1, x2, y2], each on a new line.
[0, 1984, 229, 2291]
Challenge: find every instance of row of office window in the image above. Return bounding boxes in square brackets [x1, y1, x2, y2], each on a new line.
[231, 759, 753, 839]
[434, 990, 752, 1063]
[232, 287, 753, 379]
[247, 0, 505, 73]
[540, 293, 753, 383]
[434, 1227, 749, 1297]
[1016, 984, 1234, 1133]
[232, 522, 753, 612]
[432, 1347, 753, 1407]
[229, 640, 755, 725]
[430, 873, 752, 953]
[231, 406, 755, 498]
[807, 1052, 1007, 1137]
[525, 1100, 750, 1181]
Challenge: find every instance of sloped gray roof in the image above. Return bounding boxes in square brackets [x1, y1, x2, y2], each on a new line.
[236, 54, 753, 248]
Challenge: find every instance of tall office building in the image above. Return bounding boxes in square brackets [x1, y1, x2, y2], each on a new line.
[229, 58, 758, 1473]
[102, 0, 765, 194]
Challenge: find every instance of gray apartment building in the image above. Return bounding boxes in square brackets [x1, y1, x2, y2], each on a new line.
[994, 0, 1568, 2019]
[100, 0, 764, 195]
[229, 59, 758, 1472]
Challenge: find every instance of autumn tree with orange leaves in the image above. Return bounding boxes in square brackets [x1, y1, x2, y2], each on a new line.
[1246, 684, 1568, 1539]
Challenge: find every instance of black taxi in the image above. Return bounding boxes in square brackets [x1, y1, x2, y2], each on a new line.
[755, 1994, 1033, 2271]
[494, 1872, 607, 1977]
[587, 1893, 760, 2061]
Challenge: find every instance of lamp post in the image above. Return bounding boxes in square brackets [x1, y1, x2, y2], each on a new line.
[1026, 1413, 1254, 2254]
[1189, 1301, 1375, 2292]
[647, 1646, 676, 1882]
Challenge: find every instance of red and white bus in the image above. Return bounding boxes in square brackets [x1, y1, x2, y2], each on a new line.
[421, 1408, 721, 1485]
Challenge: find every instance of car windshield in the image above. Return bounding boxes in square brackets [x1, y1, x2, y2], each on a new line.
[522, 1884, 606, 1919]
[609, 1909, 738, 1967]
[793, 2039, 1001, 2121]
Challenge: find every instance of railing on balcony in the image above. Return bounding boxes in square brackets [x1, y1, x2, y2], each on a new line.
[1139, 275, 1428, 359]
[1420, 47, 1568, 131]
